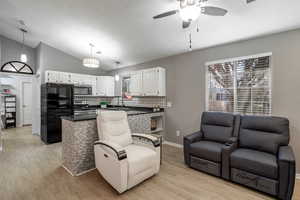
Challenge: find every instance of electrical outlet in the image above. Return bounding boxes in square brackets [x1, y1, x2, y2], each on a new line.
[176, 130, 180, 137]
[167, 101, 172, 108]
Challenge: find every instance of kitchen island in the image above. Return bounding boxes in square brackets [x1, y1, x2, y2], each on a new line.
[61, 109, 164, 176]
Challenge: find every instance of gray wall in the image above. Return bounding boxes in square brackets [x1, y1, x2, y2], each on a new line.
[110, 29, 300, 173]
[0, 35, 36, 72]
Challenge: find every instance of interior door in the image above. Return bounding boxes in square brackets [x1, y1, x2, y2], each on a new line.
[22, 82, 33, 126]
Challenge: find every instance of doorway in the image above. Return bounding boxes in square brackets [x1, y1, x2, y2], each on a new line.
[22, 82, 32, 126]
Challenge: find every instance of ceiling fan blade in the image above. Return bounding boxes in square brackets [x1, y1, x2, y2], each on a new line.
[201, 6, 228, 16]
[153, 10, 178, 19]
[182, 21, 191, 29]
[247, 0, 256, 3]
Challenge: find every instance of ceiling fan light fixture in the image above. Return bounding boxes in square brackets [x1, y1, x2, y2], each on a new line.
[179, 5, 200, 22]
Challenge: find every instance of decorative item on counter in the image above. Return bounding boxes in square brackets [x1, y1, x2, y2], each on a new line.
[124, 92, 132, 100]
[100, 101, 108, 108]
[151, 118, 158, 131]
[153, 105, 161, 112]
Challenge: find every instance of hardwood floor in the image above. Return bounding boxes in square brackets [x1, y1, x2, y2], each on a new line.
[0, 126, 299, 200]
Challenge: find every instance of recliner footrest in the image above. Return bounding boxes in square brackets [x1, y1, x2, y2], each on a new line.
[190, 156, 221, 177]
[231, 168, 278, 196]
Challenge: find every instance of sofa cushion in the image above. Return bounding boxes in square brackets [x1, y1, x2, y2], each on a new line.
[97, 111, 133, 147]
[125, 144, 156, 177]
[239, 115, 289, 154]
[201, 112, 235, 143]
[190, 141, 223, 162]
[230, 148, 278, 179]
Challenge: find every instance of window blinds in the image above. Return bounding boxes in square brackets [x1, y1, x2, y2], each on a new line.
[207, 55, 271, 115]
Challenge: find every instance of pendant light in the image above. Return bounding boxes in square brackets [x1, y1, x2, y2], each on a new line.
[20, 28, 28, 63]
[83, 43, 100, 68]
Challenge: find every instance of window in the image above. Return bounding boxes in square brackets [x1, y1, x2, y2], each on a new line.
[206, 53, 271, 115]
[1, 61, 33, 74]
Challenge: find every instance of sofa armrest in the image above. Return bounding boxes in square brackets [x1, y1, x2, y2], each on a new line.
[279, 146, 295, 163]
[94, 140, 127, 160]
[183, 131, 203, 166]
[221, 137, 238, 180]
[278, 146, 296, 200]
[132, 133, 160, 147]
[184, 131, 203, 143]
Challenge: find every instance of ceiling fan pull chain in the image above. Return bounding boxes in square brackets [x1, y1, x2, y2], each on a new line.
[189, 33, 192, 51]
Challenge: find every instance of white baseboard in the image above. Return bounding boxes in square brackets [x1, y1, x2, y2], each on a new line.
[296, 174, 300, 179]
[163, 141, 183, 148]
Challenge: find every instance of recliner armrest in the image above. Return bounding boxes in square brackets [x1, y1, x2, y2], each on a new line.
[183, 131, 203, 166]
[221, 137, 238, 180]
[184, 131, 203, 144]
[226, 137, 238, 144]
[279, 146, 295, 163]
[278, 145, 296, 200]
[132, 133, 160, 147]
[94, 140, 127, 160]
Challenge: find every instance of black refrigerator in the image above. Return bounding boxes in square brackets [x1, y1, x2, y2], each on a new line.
[41, 83, 73, 144]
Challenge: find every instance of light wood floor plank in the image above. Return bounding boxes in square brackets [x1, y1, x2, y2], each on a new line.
[0, 126, 299, 200]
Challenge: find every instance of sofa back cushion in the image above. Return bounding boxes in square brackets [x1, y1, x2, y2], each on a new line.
[97, 111, 133, 147]
[239, 115, 289, 154]
[201, 112, 235, 143]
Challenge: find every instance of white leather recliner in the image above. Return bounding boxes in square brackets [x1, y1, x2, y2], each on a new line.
[94, 111, 161, 193]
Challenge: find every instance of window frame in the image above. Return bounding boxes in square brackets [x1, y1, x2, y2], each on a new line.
[1, 61, 34, 75]
[205, 52, 273, 115]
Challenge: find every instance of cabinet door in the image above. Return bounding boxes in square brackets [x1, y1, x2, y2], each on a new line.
[96, 76, 106, 96]
[130, 71, 143, 96]
[90, 76, 97, 96]
[45, 71, 59, 83]
[142, 68, 159, 96]
[70, 73, 80, 85]
[105, 77, 115, 97]
[59, 72, 71, 84]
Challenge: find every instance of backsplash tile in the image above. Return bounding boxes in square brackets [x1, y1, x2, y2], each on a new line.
[74, 96, 166, 108]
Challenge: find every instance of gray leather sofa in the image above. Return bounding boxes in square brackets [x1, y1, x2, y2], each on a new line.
[230, 115, 295, 200]
[184, 112, 239, 178]
[184, 112, 295, 200]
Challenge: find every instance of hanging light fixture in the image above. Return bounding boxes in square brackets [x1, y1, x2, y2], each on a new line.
[20, 28, 28, 63]
[83, 43, 100, 68]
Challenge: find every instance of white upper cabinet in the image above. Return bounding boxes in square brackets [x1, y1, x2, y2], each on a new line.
[59, 72, 71, 84]
[45, 71, 59, 83]
[45, 71, 115, 97]
[45, 70, 71, 84]
[142, 67, 166, 96]
[105, 76, 115, 97]
[129, 71, 143, 96]
[96, 76, 115, 96]
[44, 67, 165, 97]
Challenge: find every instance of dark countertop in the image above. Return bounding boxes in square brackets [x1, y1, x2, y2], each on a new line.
[61, 107, 164, 122]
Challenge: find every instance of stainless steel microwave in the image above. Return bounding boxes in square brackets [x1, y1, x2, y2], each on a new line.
[74, 85, 92, 96]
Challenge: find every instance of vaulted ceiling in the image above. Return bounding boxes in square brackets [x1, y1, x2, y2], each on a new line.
[1, 0, 300, 70]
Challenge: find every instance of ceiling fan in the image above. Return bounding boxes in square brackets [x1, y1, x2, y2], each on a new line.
[153, 0, 256, 29]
